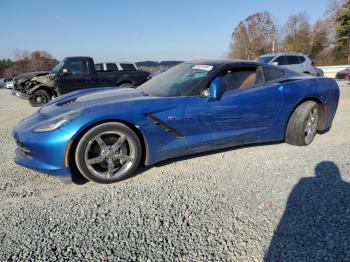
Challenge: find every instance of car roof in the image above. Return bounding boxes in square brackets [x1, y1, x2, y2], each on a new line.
[65, 56, 92, 60]
[185, 59, 257, 67]
[259, 52, 308, 57]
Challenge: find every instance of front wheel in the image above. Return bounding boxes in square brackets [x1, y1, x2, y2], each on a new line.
[75, 122, 142, 184]
[29, 90, 51, 107]
[285, 101, 319, 146]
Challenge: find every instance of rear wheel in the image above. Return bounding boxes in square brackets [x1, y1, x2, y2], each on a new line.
[29, 90, 51, 107]
[285, 101, 319, 146]
[75, 122, 142, 184]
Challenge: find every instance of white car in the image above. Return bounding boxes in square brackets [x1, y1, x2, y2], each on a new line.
[256, 53, 319, 76]
[5, 80, 15, 89]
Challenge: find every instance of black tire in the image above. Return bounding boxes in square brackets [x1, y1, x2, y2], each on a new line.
[285, 101, 319, 146]
[29, 90, 51, 107]
[75, 122, 142, 184]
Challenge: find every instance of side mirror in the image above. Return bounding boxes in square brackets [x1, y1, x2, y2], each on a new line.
[62, 68, 69, 75]
[207, 76, 225, 101]
[271, 62, 279, 66]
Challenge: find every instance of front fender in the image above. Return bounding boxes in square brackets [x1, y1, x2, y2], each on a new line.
[61, 113, 152, 165]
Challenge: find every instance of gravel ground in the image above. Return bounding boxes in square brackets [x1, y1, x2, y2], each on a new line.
[0, 83, 349, 261]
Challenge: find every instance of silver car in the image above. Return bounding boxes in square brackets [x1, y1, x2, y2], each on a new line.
[256, 53, 318, 76]
[5, 80, 15, 89]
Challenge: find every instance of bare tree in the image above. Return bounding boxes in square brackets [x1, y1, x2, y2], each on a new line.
[228, 11, 277, 60]
[3, 50, 58, 76]
[226, 0, 349, 65]
[282, 13, 312, 53]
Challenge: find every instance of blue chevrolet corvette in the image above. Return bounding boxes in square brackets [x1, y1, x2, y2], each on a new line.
[13, 60, 339, 183]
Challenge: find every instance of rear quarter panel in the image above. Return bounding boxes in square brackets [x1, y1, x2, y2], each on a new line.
[278, 77, 339, 138]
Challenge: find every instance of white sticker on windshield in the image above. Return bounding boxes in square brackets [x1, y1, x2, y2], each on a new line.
[192, 65, 213, 71]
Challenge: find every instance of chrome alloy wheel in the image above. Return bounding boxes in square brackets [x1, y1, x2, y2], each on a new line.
[304, 107, 318, 144]
[83, 131, 136, 179]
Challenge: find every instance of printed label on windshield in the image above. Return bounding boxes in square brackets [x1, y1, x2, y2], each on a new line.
[192, 65, 213, 71]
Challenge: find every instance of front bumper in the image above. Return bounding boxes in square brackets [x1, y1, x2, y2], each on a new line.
[11, 89, 30, 100]
[13, 113, 73, 177]
[14, 148, 71, 176]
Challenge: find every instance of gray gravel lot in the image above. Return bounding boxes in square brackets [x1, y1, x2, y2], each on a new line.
[0, 83, 349, 261]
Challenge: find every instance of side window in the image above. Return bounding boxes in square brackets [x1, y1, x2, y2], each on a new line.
[120, 63, 136, 70]
[286, 56, 300, 65]
[274, 56, 286, 65]
[67, 60, 89, 75]
[95, 63, 103, 71]
[263, 67, 285, 82]
[106, 63, 118, 71]
[221, 67, 264, 91]
[299, 56, 306, 63]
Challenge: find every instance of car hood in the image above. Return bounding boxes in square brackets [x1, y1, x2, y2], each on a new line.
[39, 87, 150, 118]
[14, 71, 50, 82]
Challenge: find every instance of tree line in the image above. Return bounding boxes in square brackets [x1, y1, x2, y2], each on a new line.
[0, 50, 58, 78]
[228, 0, 350, 65]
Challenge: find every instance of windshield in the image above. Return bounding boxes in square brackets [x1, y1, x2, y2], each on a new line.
[137, 63, 213, 97]
[52, 60, 65, 73]
[256, 56, 275, 64]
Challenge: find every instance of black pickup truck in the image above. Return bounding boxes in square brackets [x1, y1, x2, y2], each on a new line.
[12, 56, 150, 107]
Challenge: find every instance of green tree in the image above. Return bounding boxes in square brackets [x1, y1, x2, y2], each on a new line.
[336, 0, 350, 63]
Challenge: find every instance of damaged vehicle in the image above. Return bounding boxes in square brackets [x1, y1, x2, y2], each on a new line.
[13, 60, 339, 184]
[12, 71, 50, 90]
[12, 56, 150, 107]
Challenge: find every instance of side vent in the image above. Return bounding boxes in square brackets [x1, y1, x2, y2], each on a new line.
[145, 114, 183, 138]
[56, 98, 77, 107]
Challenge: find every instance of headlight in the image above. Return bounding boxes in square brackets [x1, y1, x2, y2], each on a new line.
[33, 110, 84, 132]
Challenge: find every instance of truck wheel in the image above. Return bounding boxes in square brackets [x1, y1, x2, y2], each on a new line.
[285, 101, 319, 146]
[119, 82, 132, 87]
[29, 90, 51, 107]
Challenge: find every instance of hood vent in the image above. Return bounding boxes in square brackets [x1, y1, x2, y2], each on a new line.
[56, 98, 77, 107]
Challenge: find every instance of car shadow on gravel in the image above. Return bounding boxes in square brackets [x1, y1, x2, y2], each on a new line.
[265, 161, 350, 261]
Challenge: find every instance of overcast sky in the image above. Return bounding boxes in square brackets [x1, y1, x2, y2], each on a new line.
[0, 0, 331, 62]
